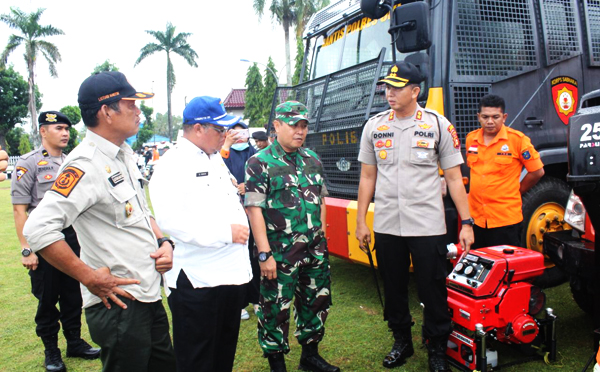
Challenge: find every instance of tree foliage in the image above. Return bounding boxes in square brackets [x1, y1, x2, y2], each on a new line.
[135, 22, 198, 141]
[244, 63, 266, 127]
[18, 133, 31, 155]
[154, 111, 182, 139]
[92, 60, 119, 75]
[5, 127, 23, 156]
[60, 105, 81, 154]
[262, 57, 278, 123]
[133, 101, 154, 150]
[0, 65, 29, 150]
[0, 7, 64, 147]
[292, 39, 304, 85]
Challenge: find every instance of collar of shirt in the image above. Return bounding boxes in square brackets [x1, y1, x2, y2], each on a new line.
[85, 130, 134, 160]
[390, 105, 422, 130]
[474, 124, 508, 147]
[177, 136, 209, 157]
[270, 138, 309, 161]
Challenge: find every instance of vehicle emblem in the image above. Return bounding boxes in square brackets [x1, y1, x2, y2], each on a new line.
[336, 158, 351, 172]
[551, 76, 578, 125]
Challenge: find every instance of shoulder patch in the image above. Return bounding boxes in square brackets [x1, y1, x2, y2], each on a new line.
[51, 166, 85, 198]
[15, 166, 28, 181]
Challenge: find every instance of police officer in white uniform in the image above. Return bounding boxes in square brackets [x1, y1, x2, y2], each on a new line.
[11, 111, 100, 372]
[23, 72, 176, 372]
[355, 62, 474, 372]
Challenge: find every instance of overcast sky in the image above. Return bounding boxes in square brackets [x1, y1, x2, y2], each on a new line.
[0, 0, 291, 129]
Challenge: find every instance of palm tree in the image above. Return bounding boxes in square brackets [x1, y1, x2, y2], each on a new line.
[135, 22, 198, 141]
[0, 7, 64, 147]
[294, 0, 330, 40]
[254, 0, 295, 85]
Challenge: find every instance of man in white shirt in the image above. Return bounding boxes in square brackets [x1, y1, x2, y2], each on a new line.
[149, 96, 253, 372]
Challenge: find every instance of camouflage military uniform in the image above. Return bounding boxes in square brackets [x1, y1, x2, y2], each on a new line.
[245, 137, 331, 355]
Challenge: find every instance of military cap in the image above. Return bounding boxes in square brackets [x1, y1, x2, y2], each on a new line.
[275, 101, 308, 125]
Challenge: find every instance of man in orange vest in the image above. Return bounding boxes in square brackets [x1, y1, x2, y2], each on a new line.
[466, 94, 544, 248]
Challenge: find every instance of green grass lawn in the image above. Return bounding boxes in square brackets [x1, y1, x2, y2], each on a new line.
[0, 183, 594, 371]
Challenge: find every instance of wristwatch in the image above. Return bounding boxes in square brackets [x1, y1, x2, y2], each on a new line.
[157, 237, 175, 250]
[258, 251, 273, 263]
[21, 248, 32, 257]
[461, 218, 475, 226]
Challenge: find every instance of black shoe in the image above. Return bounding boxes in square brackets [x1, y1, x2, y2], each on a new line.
[298, 343, 340, 372]
[44, 348, 66, 372]
[383, 329, 414, 369]
[64, 329, 101, 360]
[426, 336, 451, 372]
[268, 352, 287, 372]
[41, 335, 66, 372]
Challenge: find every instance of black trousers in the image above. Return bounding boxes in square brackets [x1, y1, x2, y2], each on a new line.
[31, 226, 82, 338]
[472, 223, 522, 249]
[168, 270, 245, 372]
[85, 298, 176, 372]
[374, 233, 451, 339]
[243, 231, 261, 307]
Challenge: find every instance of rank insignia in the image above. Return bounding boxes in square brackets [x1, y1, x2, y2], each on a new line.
[125, 201, 133, 218]
[416, 110, 422, 120]
[37, 160, 49, 166]
[501, 144, 509, 152]
[15, 166, 28, 181]
[388, 111, 395, 121]
[522, 150, 531, 160]
[105, 165, 111, 173]
[379, 150, 388, 159]
[44, 174, 53, 180]
[377, 124, 390, 131]
[418, 123, 431, 130]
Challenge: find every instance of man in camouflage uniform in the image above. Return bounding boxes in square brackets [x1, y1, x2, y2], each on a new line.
[245, 101, 340, 372]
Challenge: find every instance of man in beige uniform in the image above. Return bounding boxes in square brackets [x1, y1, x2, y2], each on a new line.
[23, 71, 176, 372]
[356, 62, 474, 372]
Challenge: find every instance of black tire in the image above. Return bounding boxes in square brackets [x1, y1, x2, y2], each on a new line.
[570, 277, 593, 315]
[520, 176, 570, 288]
[361, 0, 389, 20]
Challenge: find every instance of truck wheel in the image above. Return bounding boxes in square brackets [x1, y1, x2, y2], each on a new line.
[570, 277, 593, 315]
[521, 177, 570, 288]
[361, 0, 389, 20]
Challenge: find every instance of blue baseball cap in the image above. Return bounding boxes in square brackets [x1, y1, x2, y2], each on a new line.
[183, 96, 241, 126]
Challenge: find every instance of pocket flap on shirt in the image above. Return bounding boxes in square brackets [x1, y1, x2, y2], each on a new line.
[494, 156, 513, 165]
[109, 183, 136, 203]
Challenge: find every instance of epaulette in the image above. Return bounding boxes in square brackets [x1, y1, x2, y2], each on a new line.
[506, 127, 526, 138]
[63, 140, 97, 164]
[371, 109, 391, 120]
[423, 107, 444, 120]
[20, 149, 38, 160]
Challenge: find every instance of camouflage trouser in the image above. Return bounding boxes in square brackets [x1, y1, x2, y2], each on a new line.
[257, 254, 331, 355]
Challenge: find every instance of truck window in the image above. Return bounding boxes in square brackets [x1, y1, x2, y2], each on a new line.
[540, 0, 581, 65]
[583, 0, 600, 66]
[310, 14, 394, 79]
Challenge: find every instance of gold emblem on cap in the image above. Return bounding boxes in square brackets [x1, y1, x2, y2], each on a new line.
[105, 165, 111, 173]
[46, 113, 57, 122]
[389, 65, 398, 78]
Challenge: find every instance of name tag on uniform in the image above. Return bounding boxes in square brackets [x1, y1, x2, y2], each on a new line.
[196, 172, 208, 177]
[108, 172, 124, 187]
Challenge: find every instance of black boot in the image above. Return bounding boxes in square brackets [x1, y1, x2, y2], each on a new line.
[298, 343, 340, 372]
[383, 328, 414, 369]
[426, 335, 451, 372]
[267, 352, 287, 372]
[41, 335, 66, 372]
[64, 329, 101, 360]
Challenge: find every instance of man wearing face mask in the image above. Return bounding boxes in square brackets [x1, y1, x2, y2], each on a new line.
[221, 122, 260, 320]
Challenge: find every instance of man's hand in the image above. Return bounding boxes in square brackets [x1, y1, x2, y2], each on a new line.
[22, 251, 39, 271]
[83, 267, 140, 310]
[237, 182, 245, 195]
[356, 222, 372, 254]
[0, 145, 8, 182]
[231, 224, 249, 244]
[260, 256, 277, 280]
[150, 242, 173, 274]
[459, 225, 474, 254]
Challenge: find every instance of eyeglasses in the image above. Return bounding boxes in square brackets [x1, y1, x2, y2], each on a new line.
[202, 124, 227, 134]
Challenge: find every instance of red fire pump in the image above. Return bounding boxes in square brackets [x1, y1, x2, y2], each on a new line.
[445, 246, 558, 371]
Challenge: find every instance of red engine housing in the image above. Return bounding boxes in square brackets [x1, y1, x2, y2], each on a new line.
[446, 246, 546, 370]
